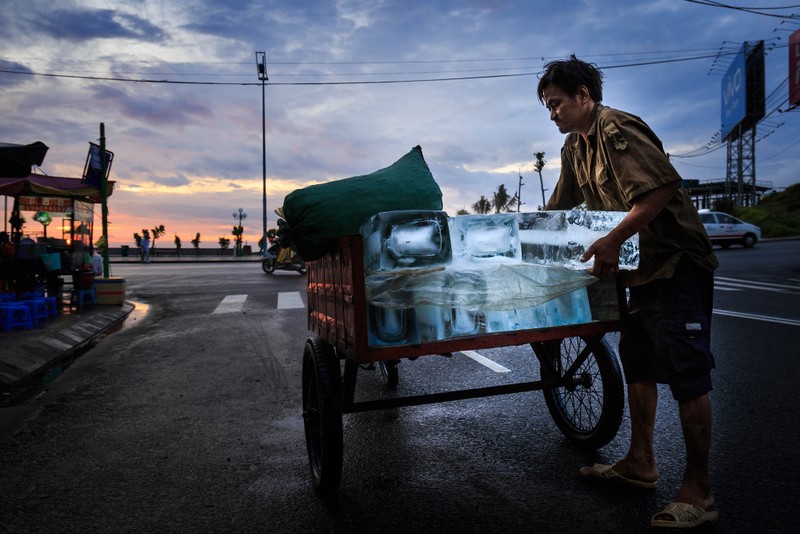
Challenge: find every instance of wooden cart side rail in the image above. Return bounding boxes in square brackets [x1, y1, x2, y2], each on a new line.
[307, 235, 369, 361]
[363, 318, 620, 361]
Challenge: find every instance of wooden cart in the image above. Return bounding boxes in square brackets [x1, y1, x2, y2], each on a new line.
[303, 234, 627, 496]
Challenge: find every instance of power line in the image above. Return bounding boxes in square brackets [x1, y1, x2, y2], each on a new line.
[684, 0, 800, 19]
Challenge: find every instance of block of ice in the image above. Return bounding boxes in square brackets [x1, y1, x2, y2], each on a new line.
[367, 305, 418, 346]
[516, 210, 639, 270]
[361, 210, 452, 272]
[450, 214, 521, 265]
[416, 304, 451, 342]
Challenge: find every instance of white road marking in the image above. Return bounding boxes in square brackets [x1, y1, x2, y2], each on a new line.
[715, 277, 800, 294]
[277, 291, 305, 309]
[713, 309, 800, 327]
[461, 350, 511, 373]
[213, 294, 247, 314]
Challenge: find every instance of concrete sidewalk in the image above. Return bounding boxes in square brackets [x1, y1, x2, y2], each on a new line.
[0, 301, 134, 392]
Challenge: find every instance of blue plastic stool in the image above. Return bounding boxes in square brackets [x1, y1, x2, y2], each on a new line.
[0, 303, 34, 331]
[42, 296, 59, 318]
[22, 299, 49, 325]
[71, 288, 96, 311]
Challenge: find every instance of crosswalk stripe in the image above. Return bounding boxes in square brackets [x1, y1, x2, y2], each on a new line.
[277, 291, 304, 309]
[461, 350, 511, 373]
[213, 294, 247, 314]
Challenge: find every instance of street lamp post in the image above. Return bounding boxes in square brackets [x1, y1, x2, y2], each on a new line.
[232, 207, 247, 256]
[255, 51, 268, 255]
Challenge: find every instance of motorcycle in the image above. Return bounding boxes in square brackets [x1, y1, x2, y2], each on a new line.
[261, 245, 306, 275]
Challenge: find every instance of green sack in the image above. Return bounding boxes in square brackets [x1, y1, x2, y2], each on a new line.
[281, 145, 443, 261]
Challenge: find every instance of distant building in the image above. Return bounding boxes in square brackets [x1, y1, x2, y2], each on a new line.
[683, 178, 772, 210]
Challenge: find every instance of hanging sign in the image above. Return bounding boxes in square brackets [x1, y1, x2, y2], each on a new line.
[82, 142, 114, 188]
[19, 195, 71, 213]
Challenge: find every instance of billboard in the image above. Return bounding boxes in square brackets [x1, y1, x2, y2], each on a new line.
[721, 47, 747, 140]
[791, 29, 800, 107]
[720, 41, 765, 141]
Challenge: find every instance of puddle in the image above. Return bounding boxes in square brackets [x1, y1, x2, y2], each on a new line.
[118, 300, 150, 331]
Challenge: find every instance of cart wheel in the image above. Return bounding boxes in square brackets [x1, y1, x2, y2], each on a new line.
[532, 336, 624, 449]
[378, 360, 399, 389]
[302, 337, 343, 496]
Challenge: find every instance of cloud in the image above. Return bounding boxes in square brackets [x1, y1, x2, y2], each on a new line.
[0, 59, 33, 88]
[38, 8, 166, 42]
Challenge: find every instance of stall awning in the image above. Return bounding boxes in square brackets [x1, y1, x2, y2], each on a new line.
[0, 174, 114, 203]
[0, 141, 49, 177]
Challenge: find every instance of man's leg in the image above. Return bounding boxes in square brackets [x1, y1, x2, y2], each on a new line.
[613, 380, 659, 482]
[673, 393, 714, 508]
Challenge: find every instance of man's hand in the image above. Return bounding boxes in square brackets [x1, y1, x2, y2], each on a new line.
[581, 234, 621, 278]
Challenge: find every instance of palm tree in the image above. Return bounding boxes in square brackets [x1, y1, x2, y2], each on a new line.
[150, 224, 166, 250]
[472, 196, 492, 214]
[492, 184, 518, 213]
[191, 232, 201, 257]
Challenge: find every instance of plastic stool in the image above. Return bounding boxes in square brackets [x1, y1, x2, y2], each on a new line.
[22, 299, 49, 325]
[0, 303, 34, 331]
[43, 296, 59, 318]
[71, 288, 96, 311]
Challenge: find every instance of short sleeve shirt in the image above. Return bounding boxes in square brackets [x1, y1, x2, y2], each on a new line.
[546, 104, 718, 286]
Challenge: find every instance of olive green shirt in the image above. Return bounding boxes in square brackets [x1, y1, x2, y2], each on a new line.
[545, 104, 718, 286]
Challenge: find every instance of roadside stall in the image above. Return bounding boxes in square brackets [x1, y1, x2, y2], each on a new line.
[0, 173, 114, 306]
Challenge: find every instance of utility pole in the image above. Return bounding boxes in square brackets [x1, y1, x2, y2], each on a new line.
[99, 123, 109, 278]
[256, 51, 268, 255]
[534, 151, 547, 210]
[516, 170, 524, 212]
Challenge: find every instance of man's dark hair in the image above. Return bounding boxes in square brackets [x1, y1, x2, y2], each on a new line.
[537, 55, 604, 105]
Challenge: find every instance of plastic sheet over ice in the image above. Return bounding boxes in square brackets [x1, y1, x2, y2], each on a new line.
[364, 264, 595, 311]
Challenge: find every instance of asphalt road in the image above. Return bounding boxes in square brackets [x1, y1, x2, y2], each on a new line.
[1, 240, 798, 533]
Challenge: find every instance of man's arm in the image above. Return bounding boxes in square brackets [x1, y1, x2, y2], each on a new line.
[581, 180, 680, 278]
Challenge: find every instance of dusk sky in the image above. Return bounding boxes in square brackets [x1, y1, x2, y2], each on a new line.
[1, 0, 798, 249]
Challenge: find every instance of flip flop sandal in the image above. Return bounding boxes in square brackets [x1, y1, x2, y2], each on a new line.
[579, 463, 657, 489]
[651, 502, 719, 528]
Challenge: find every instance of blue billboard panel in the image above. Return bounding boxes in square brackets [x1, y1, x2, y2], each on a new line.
[721, 46, 747, 140]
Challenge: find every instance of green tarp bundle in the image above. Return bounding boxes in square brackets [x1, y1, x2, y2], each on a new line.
[281, 145, 443, 261]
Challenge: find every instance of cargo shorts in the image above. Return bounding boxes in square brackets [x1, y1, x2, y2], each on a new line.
[618, 256, 716, 401]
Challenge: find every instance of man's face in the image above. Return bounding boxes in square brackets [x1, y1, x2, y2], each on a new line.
[542, 84, 592, 135]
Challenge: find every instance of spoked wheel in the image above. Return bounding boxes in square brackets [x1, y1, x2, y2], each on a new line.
[377, 360, 399, 389]
[532, 336, 624, 449]
[262, 257, 275, 274]
[302, 337, 343, 496]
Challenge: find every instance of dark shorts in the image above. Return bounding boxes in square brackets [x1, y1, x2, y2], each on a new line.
[618, 256, 715, 401]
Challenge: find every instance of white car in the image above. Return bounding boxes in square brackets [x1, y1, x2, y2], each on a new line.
[698, 209, 762, 249]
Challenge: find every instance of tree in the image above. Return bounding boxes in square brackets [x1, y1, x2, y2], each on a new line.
[456, 208, 469, 215]
[472, 196, 492, 214]
[150, 224, 166, 250]
[534, 151, 547, 209]
[174, 234, 182, 257]
[492, 184, 518, 213]
[231, 225, 244, 256]
[191, 232, 201, 257]
[218, 236, 231, 255]
[133, 232, 142, 248]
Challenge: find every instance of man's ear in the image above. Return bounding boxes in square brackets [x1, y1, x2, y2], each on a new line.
[577, 85, 590, 103]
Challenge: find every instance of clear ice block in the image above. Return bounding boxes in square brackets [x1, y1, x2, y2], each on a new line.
[516, 210, 639, 270]
[361, 210, 452, 272]
[449, 214, 521, 265]
[367, 305, 418, 346]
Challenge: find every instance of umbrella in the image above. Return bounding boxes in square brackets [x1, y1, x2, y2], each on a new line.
[0, 141, 49, 178]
